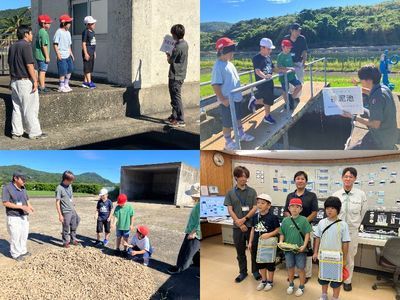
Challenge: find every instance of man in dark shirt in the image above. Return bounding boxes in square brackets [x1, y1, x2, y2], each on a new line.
[284, 23, 308, 84]
[8, 25, 46, 140]
[224, 166, 258, 282]
[343, 65, 398, 149]
[166, 24, 188, 128]
[2, 171, 34, 261]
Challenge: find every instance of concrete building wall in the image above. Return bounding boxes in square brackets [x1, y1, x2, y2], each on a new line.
[120, 162, 199, 207]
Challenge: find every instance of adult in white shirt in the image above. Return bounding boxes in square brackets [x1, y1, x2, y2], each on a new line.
[332, 167, 367, 292]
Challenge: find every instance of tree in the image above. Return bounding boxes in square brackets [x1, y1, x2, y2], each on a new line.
[0, 7, 30, 40]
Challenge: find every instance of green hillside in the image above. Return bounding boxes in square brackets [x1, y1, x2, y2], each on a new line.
[201, 0, 400, 51]
[0, 165, 114, 186]
[201, 22, 232, 33]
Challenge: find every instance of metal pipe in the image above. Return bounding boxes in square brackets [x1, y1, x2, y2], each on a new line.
[285, 72, 289, 111]
[324, 58, 327, 87]
[310, 65, 314, 98]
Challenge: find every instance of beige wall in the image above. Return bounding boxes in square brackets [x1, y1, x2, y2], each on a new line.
[32, 0, 200, 87]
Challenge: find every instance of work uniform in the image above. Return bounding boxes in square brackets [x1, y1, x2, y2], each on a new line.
[224, 185, 257, 276]
[332, 187, 367, 284]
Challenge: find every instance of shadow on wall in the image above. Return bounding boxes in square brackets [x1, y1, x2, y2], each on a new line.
[0, 90, 12, 136]
[123, 59, 142, 118]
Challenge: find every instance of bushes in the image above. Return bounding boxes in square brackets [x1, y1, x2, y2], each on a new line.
[24, 182, 106, 195]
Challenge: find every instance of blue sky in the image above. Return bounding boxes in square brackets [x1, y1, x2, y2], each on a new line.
[201, 0, 386, 23]
[0, 151, 199, 183]
[0, 0, 30, 10]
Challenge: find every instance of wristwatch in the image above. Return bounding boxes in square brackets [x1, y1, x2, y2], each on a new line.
[244, 216, 249, 221]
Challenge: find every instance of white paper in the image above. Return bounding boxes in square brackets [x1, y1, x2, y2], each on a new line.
[160, 35, 176, 54]
[323, 87, 364, 116]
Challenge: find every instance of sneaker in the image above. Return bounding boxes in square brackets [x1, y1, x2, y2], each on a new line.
[287, 284, 295, 295]
[224, 140, 238, 151]
[234, 273, 247, 283]
[239, 133, 255, 142]
[95, 241, 104, 247]
[21, 252, 31, 257]
[256, 282, 267, 291]
[343, 283, 352, 291]
[167, 266, 181, 275]
[29, 133, 48, 140]
[248, 95, 257, 113]
[295, 287, 304, 297]
[64, 85, 72, 92]
[82, 82, 91, 89]
[168, 119, 186, 128]
[103, 239, 109, 246]
[38, 87, 49, 93]
[263, 114, 276, 124]
[11, 134, 22, 140]
[58, 86, 68, 93]
[64, 243, 70, 248]
[14, 255, 25, 262]
[72, 240, 81, 246]
[165, 115, 175, 123]
[89, 82, 96, 89]
[264, 282, 273, 291]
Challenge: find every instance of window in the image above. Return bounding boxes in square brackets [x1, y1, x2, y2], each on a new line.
[72, 3, 88, 36]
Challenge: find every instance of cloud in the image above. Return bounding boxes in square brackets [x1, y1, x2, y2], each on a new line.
[224, 0, 245, 4]
[76, 150, 103, 160]
[266, 0, 292, 4]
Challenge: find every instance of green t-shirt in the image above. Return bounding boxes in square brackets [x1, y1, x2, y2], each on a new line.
[185, 202, 201, 239]
[35, 28, 50, 61]
[113, 204, 135, 230]
[280, 215, 312, 247]
[277, 52, 296, 82]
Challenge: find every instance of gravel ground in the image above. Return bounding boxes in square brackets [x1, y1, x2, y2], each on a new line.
[0, 197, 200, 299]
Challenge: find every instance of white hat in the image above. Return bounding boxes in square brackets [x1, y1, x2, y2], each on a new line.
[260, 38, 275, 49]
[84, 16, 97, 24]
[257, 193, 272, 203]
[185, 183, 200, 198]
[99, 188, 108, 196]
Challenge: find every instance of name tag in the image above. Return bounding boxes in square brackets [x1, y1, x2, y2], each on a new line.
[242, 206, 249, 212]
[16, 202, 22, 206]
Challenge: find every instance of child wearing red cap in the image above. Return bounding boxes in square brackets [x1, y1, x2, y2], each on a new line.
[211, 37, 254, 150]
[279, 198, 312, 297]
[53, 14, 74, 93]
[112, 194, 135, 256]
[35, 14, 52, 93]
[277, 39, 303, 110]
[124, 225, 154, 266]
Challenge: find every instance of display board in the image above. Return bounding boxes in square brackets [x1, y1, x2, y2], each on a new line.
[232, 159, 400, 210]
[200, 196, 228, 218]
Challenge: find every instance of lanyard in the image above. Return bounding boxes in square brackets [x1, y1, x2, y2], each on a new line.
[235, 188, 249, 207]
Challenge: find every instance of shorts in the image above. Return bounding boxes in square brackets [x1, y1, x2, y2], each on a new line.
[219, 101, 242, 128]
[280, 78, 302, 91]
[96, 219, 111, 233]
[318, 278, 343, 288]
[82, 52, 95, 74]
[116, 229, 130, 238]
[57, 56, 74, 76]
[284, 251, 306, 269]
[254, 81, 275, 106]
[37, 60, 48, 72]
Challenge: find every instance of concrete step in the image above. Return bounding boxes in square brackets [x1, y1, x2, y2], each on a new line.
[0, 76, 199, 136]
[200, 81, 326, 150]
[0, 107, 200, 149]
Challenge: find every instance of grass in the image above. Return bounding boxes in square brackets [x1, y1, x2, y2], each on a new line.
[201, 71, 400, 98]
[27, 190, 94, 197]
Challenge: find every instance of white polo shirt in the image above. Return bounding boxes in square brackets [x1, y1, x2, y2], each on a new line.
[332, 187, 367, 231]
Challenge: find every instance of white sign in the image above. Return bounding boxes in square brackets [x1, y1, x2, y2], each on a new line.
[322, 87, 364, 116]
[160, 35, 176, 54]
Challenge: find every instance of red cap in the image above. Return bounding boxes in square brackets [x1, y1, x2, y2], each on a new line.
[137, 225, 149, 237]
[289, 198, 302, 207]
[38, 14, 53, 24]
[117, 194, 127, 205]
[281, 39, 292, 48]
[59, 14, 73, 23]
[215, 37, 235, 51]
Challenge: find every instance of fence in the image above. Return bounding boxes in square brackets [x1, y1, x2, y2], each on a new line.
[0, 39, 17, 75]
[200, 57, 327, 149]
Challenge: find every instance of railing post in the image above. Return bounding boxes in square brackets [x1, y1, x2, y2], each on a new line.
[249, 72, 254, 96]
[229, 93, 242, 150]
[310, 64, 314, 98]
[285, 72, 290, 111]
[324, 57, 327, 87]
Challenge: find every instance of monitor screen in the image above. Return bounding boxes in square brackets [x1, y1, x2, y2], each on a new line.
[200, 196, 228, 218]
